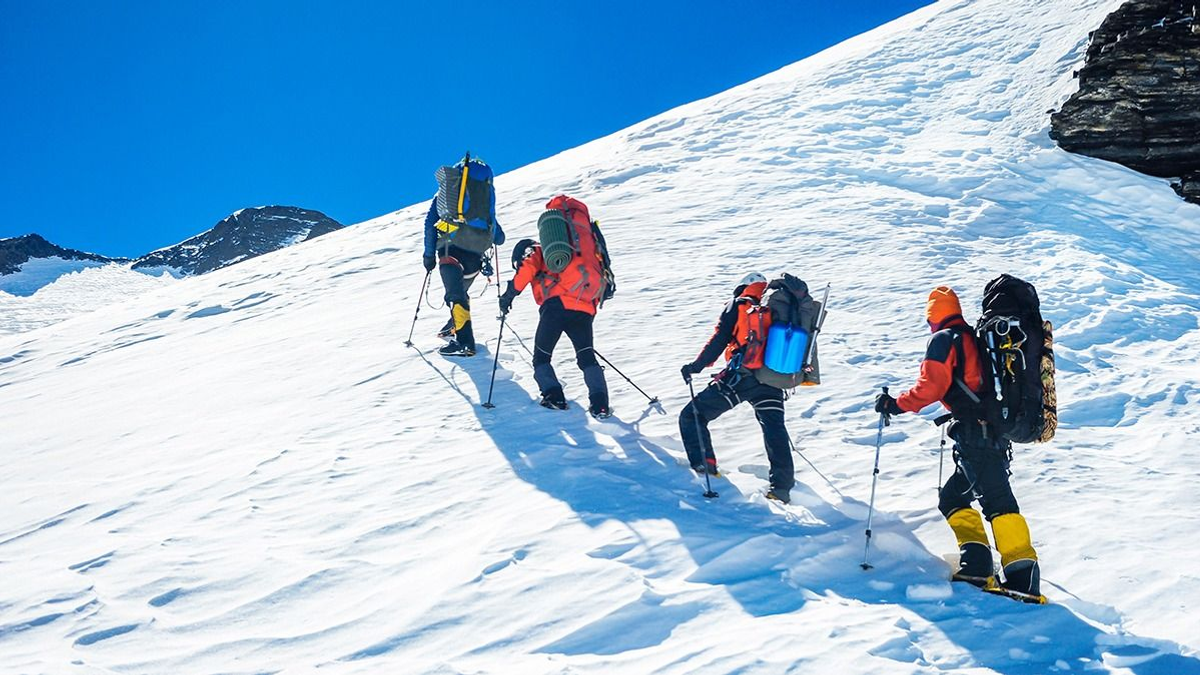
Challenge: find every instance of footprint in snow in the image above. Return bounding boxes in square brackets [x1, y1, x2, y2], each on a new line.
[473, 548, 529, 582]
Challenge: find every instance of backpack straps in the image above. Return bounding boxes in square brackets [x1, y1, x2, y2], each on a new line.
[949, 327, 981, 405]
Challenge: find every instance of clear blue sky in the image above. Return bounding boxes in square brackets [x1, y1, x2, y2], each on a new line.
[1, 1, 931, 257]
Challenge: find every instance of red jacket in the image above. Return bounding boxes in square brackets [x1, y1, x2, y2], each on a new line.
[897, 315, 984, 413]
[512, 246, 599, 315]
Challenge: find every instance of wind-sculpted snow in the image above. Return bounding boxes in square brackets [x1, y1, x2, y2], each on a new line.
[0, 264, 177, 335]
[2, 0, 1199, 672]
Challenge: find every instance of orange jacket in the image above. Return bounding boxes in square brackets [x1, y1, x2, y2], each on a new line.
[692, 281, 768, 367]
[897, 286, 984, 413]
[512, 246, 600, 316]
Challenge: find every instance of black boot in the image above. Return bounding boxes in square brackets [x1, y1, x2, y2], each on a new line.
[438, 339, 475, 357]
[436, 318, 454, 340]
[953, 542, 995, 586]
[540, 386, 568, 410]
[1001, 559, 1041, 596]
[587, 391, 611, 419]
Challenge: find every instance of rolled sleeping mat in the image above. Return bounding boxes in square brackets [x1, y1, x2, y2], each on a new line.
[538, 209, 575, 273]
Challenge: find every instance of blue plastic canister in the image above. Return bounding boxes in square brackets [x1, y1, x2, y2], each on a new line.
[763, 324, 810, 374]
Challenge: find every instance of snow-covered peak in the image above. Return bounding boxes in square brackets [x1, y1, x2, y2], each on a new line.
[0, 233, 128, 296]
[131, 205, 344, 276]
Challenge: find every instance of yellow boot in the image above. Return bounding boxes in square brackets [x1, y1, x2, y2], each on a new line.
[991, 513, 1042, 599]
[947, 508, 993, 584]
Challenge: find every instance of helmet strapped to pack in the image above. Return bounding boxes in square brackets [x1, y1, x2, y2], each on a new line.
[433, 151, 497, 254]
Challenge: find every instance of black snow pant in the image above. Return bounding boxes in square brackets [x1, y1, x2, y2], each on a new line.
[679, 372, 793, 493]
[438, 247, 482, 349]
[532, 297, 608, 407]
[938, 420, 1020, 520]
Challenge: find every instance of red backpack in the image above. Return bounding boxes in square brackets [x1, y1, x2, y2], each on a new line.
[536, 195, 612, 310]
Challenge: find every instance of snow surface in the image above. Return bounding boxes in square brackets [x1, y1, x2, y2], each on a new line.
[0, 265, 177, 336]
[0, 258, 113, 298]
[3, 0, 1200, 673]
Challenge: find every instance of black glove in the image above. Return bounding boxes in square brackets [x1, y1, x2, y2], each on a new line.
[422, 254, 436, 272]
[874, 392, 903, 415]
[681, 362, 703, 384]
[499, 282, 519, 314]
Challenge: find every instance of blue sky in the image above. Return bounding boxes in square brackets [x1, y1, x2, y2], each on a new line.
[1, 1, 930, 257]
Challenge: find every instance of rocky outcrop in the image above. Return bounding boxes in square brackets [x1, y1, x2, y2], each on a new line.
[0, 234, 125, 275]
[1049, 0, 1200, 204]
[132, 206, 344, 276]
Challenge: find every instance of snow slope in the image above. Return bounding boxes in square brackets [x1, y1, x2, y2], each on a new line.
[0, 265, 177, 336]
[3, 0, 1200, 673]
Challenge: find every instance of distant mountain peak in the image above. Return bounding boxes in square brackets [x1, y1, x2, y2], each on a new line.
[0, 233, 126, 276]
[131, 205, 344, 276]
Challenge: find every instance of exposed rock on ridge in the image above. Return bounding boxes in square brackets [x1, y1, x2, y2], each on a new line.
[131, 206, 344, 276]
[1049, 0, 1200, 204]
[0, 233, 126, 276]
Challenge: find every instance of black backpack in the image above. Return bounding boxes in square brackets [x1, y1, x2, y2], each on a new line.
[967, 275, 1058, 444]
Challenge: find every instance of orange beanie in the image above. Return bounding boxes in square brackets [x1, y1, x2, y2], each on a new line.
[925, 286, 963, 327]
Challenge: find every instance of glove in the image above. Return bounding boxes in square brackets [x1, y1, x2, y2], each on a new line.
[680, 362, 703, 384]
[422, 255, 436, 272]
[874, 392, 903, 416]
[499, 282, 519, 315]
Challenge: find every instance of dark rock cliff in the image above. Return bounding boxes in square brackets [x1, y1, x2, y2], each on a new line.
[1049, 0, 1200, 204]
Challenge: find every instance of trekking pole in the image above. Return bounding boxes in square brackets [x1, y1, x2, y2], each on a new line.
[481, 313, 507, 409]
[932, 413, 952, 493]
[403, 271, 432, 348]
[938, 424, 947, 493]
[493, 243, 503, 302]
[787, 437, 844, 497]
[861, 386, 891, 570]
[595, 350, 659, 404]
[686, 378, 719, 499]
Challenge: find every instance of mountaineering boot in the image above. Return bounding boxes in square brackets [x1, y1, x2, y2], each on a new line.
[436, 318, 454, 340]
[765, 488, 791, 505]
[954, 543, 995, 587]
[692, 457, 720, 477]
[1000, 559, 1041, 598]
[450, 301, 475, 352]
[438, 340, 475, 357]
[587, 391, 611, 420]
[540, 386, 568, 410]
[991, 513, 1041, 597]
[947, 508, 995, 585]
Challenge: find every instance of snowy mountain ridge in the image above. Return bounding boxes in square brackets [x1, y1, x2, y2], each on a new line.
[0, 206, 344, 335]
[2, 0, 1199, 673]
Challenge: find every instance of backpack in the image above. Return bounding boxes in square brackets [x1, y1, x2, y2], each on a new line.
[752, 274, 821, 389]
[433, 153, 496, 254]
[535, 195, 614, 308]
[956, 275, 1058, 443]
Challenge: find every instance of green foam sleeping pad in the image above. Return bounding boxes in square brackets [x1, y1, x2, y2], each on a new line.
[537, 209, 576, 273]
